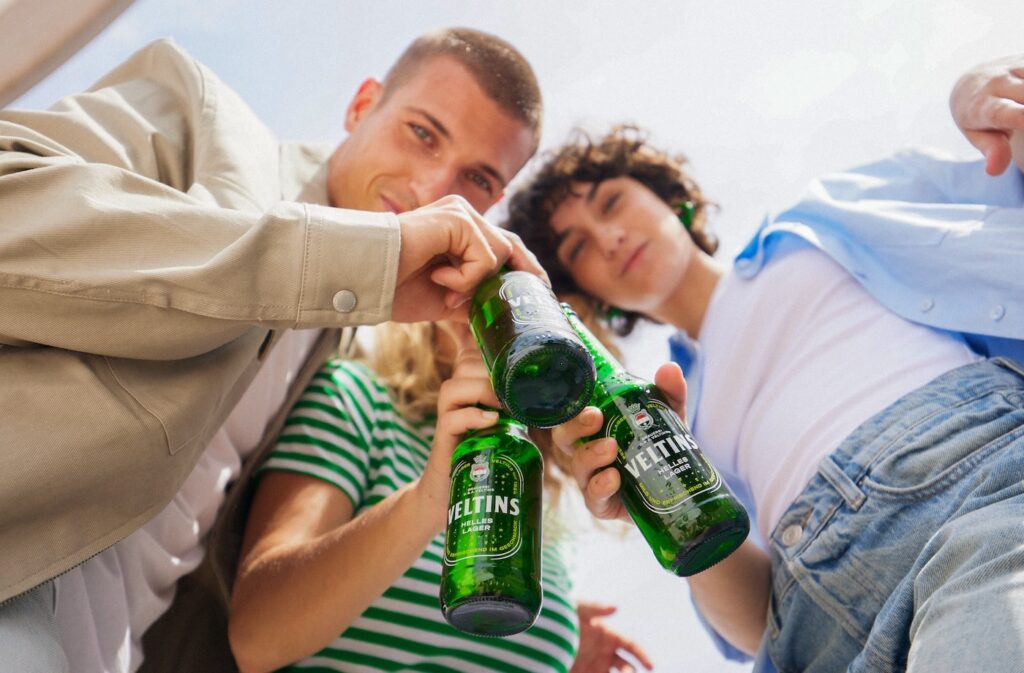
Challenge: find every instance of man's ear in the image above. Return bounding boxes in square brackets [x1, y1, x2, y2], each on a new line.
[345, 78, 383, 132]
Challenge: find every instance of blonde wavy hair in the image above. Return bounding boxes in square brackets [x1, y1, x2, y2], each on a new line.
[351, 321, 593, 503]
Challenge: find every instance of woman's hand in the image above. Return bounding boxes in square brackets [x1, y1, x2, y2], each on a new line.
[416, 322, 502, 531]
[949, 54, 1024, 176]
[571, 602, 654, 672]
[550, 361, 687, 523]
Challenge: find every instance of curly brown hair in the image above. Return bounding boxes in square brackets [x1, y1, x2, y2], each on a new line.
[503, 124, 717, 336]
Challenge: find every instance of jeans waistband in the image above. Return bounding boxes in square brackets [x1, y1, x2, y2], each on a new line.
[821, 357, 1024, 505]
[771, 357, 1024, 555]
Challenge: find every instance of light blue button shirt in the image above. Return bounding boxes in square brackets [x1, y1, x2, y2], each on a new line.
[738, 147, 1024, 362]
[676, 148, 1024, 665]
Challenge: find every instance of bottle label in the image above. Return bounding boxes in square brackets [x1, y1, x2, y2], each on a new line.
[605, 396, 721, 513]
[444, 450, 525, 564]
[498, 272, 563, 326]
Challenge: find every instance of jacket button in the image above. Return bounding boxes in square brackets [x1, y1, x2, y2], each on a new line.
[781, 524, 803, 547]
[990, 305, 1005, 321]
[332, 290, 357, 313]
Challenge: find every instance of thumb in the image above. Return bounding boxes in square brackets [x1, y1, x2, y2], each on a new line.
[966, 129, 1013, 176]
[653, 361, 687, 420]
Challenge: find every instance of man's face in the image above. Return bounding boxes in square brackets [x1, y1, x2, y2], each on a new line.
[327, 56, 536, 215]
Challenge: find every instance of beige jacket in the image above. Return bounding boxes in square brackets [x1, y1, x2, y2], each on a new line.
[0, 38, 400, 603]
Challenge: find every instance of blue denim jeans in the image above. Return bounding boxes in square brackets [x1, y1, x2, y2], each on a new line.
[0, 580, 68, 673]
[758, 357, 1024, 673]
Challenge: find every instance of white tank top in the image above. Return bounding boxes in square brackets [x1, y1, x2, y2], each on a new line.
[692, 246, 978, 542]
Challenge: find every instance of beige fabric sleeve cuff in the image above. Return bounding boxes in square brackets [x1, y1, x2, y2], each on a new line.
[297, 205, 400, 327]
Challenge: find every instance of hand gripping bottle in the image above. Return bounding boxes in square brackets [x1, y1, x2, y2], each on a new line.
[469, 270, 595, 428]
[440, 412, 543, 636]
[564, 304, 749, 575]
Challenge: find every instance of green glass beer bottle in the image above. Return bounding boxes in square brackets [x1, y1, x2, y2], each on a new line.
[440, 412, 543, 637]
[470, 270, 596, 428]
[563, 304, 749, 576]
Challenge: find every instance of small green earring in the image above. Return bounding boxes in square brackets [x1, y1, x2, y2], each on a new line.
[604, 305, 625, 321]
[676, 200, 695, 230]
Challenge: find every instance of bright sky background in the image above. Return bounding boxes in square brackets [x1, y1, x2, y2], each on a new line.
[12, 1, 1024, 671]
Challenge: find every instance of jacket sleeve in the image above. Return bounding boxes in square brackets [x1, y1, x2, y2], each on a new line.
[0, 39, 398, 360]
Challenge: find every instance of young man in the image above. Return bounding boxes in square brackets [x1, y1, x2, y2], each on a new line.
[0, 27, 543, 672]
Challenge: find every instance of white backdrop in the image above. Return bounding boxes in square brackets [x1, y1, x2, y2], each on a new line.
[11, 1, 1024, 670]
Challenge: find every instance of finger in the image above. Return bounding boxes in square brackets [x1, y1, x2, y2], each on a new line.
[437, 377, 501, 415]
[986, 143, 1014, 177]
[442, 288, 474, 312]
[652, 361, 687, 419]
[617, 637, 654, 669]
[551, 406, 604, 455]
[439, 295, 471, 321]
[966, 129, 1014, 176]
[430, 205, 511, 294]
[571, 438, 618, 490]
[450, 362, 492, 389]
[451, 345, 488, 373]
[610, 655, 634, 671]
[613, 656, 636, 673]
[584, 466, 624, 520]
[499, 229, 550, 285]
[451, 355, 489, 380]
[578, 602, 618, 619]
[476, 218, 516, 269]
[435, 406, 499, 443]
[985, 97, 1024, 131]
[429, 213, 501, 295]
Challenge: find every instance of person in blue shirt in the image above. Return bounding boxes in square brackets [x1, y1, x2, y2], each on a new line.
[502, 54, 1024, 673]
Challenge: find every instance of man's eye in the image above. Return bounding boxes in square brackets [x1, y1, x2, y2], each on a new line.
[467, 171, 493, 195]
[410, 123, 433, 145]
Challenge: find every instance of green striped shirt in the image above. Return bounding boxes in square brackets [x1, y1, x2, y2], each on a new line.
[261, 360, 579, 673]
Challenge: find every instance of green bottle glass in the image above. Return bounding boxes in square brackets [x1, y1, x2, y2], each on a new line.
[440, 412, 544, 636]
[563, 304, 749, 576]
[470, 270, 596, 428]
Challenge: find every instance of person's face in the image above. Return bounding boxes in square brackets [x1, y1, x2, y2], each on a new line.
[327, 56, 536, 215]
[549, 176, 695, 313]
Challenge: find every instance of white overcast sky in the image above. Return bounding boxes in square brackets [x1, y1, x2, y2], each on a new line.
[12, 1, 1024, 670]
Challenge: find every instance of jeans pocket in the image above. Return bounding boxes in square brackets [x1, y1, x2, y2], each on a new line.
[862, 390, 1024, 498]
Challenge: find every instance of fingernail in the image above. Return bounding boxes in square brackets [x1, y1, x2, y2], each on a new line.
[482, 410, 499, 422]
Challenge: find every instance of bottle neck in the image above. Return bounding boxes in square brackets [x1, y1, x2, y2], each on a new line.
[561, 304, 628, 382]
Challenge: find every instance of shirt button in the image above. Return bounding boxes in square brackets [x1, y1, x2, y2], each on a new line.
[990, 305, 1006, 321]
[332, 290, 357, 313]
[920, 298, 934, 313]
[781, 524, 803, 547]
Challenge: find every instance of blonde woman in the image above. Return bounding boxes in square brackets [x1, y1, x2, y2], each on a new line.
[228, 320, 652, 673]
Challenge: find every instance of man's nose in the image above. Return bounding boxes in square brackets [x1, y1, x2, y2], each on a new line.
[410, 163, 460, 206]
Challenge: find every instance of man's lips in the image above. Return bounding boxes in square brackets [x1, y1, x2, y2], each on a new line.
[621, 242, 647, 276]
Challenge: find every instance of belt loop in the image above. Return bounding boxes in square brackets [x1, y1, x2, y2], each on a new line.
[994, 356, 1024, 380]
[817, 455, 866, 511]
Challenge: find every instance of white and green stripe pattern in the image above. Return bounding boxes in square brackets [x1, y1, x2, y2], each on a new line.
[261, 360, 579, 672]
